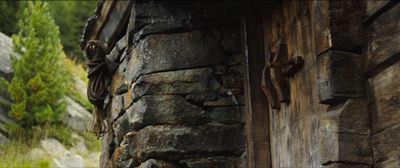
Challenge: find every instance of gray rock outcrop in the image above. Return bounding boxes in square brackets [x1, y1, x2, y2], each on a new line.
[63, 96, 92, 132]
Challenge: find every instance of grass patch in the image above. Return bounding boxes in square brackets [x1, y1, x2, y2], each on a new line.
[43, 124, 75, 147]
[0, 132, 51, 168]
[80, 131, 102, 153]
[6, 123, 75, 147]
[62, 53, 93, 111]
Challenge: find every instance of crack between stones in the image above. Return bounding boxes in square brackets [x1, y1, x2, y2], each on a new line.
[133, 122, 245, 132]
[131, 64, 225, 82]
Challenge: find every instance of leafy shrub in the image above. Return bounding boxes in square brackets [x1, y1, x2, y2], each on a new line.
[4, 1, 69, 128]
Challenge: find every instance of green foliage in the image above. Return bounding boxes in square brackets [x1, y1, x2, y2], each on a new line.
[0, 1, 96, 63]
[0, 124, 74, 168]
[7, 2, 69, 128]
[80, 131, 102, 152]
[0, 124, 51, 168]
[0, 1, 27, 36]
[62, 54, 93, 111]
[48, 1, 97, 62]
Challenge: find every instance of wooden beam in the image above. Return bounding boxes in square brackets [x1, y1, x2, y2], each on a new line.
[242, 4, 272, 168]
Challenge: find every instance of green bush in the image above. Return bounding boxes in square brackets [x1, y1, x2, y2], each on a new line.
[5, 1, 69, 128]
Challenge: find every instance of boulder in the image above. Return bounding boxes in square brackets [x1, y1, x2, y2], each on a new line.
[0, 32, 14, 115]
[52, 151, 85, 168]
[40, 138, 67, 155]
[0, 32, 14, 79]
[70, 133, 89, 155]
[0, 133, 9, 145]
[63, 96, 91, 132]
[38, 138, 88, 168]
[72, 75, 87, 101]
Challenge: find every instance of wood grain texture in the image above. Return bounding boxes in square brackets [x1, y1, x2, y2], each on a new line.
[263, 1, 328, 167]
[366, 0, 391, 17]
[320, 99, 372, 165]
[260, 1, 371, 167]
[365, 4, 400, 75]
[369, 62, 400, 134]
[242, 7, 272, 168]
[313, 1, 364, 55]
[366, 5, 400, 167]
[317, 50, 364, 104]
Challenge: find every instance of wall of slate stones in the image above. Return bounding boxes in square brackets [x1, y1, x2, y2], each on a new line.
[98, 2, 246, 168]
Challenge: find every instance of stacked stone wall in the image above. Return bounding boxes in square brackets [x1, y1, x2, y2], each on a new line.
[99, 2, 246, 167]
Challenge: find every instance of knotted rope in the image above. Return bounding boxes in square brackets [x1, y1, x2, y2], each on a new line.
[85, 40, 110, 137]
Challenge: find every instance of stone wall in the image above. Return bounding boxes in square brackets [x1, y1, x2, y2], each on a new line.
[91, 2, 246, 167]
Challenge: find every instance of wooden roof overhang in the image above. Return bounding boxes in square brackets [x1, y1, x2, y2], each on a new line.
[80, 0, 134, 53]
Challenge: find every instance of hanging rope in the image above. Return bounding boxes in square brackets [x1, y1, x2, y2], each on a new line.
[85, 40, 110, 137]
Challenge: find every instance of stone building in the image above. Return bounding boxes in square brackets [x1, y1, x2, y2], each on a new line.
[81, 1, 400, 168]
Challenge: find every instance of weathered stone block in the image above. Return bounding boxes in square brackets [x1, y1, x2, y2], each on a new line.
[106, 36, 127, 64]
[185, 92, 218, 104]
[223, 75, 243, 88]
[131, 68, 218, 100]
[126, 95, 207, 130]
[125, 31, 226, 81]
[203, 96, 244, 106]
[226, 54, 243, 67]
[109, 59, 128, 96]
[219, 25, 241, 52]
[132, 19, 194, 43]
[110, 95, 125, 121]
[100, 132, 115, 168]
[113, 113, 130, 144]
[125, 95, 244, 130]
[229, 65, 243, 75]
[317, 50, 364, 104]
[126, 124, 245, 163]
[180, 156, 243, 168]
[137, 159, 177, 168]
[110, 144, 132, 168]
[208, 106, 244, 124]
